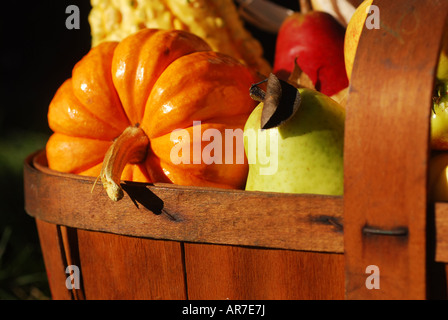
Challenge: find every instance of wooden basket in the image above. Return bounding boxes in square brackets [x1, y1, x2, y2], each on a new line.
[24, 0, 448, 300]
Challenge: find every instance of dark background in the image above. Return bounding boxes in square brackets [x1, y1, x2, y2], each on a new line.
[0, 0, 299, 299]
[0, 0, 93, 299]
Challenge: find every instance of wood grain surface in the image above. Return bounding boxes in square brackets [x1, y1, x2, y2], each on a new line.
[343, 0, 448, 299]
[35, 220, 73, 300]
[184, 243, 344, 300]
[35, 219, 187, 299]
[75, 228, 186, 300]
[25, 150, 344, 254]
[26, 151, 346, 299]
[435, 202, 448, 263]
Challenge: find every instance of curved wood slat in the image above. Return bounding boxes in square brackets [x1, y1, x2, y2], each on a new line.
[24, 150, 344, 253]
[435, 202, 448, 262]
[344, 0, 448, 299]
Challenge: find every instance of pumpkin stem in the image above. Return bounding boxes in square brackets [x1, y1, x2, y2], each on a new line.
[100, 124, 149, 201]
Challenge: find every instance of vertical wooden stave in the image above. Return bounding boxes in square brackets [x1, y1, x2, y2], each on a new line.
[35, 219, 72, 300]
[74, 230, 187, 300]
[36, 218, 187, 300]
[184, 243, 345, 300]
[344, 0, 448, 299]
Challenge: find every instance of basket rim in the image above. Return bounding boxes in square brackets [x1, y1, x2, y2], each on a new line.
[24, 149, 345, 253]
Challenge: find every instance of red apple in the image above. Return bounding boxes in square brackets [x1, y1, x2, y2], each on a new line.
[273, 10, 348, 97]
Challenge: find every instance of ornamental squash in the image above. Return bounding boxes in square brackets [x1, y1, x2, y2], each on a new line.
[46, 28, 259, 201]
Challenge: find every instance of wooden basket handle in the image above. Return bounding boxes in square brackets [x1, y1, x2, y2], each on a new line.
[344, 0, 448, 299]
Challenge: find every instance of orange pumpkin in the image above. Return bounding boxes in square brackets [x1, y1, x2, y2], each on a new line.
[46, 28, 259, 201]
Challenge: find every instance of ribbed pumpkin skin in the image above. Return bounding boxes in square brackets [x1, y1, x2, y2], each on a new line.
[46, 28, 258, 189]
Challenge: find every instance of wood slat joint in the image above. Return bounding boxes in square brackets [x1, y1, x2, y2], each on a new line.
[310, 215, 344, 233]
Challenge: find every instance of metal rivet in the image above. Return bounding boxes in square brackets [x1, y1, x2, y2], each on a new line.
[362, 225, 408, 236]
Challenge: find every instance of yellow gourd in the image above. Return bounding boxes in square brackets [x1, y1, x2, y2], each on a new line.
[88, 0, 271, 76]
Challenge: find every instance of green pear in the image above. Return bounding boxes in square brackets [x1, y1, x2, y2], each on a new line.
[437, 39, 448, 82]
[430, 37, 448, 149]
[244, 74, 345, 195]
[431, 81, 448, 149]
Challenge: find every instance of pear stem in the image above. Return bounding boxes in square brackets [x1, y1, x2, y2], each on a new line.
[100, 124, 149, 201]
[299, 0, 312, 14]
[249, 73, 301, 130]
[249, 78, 268, 102]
